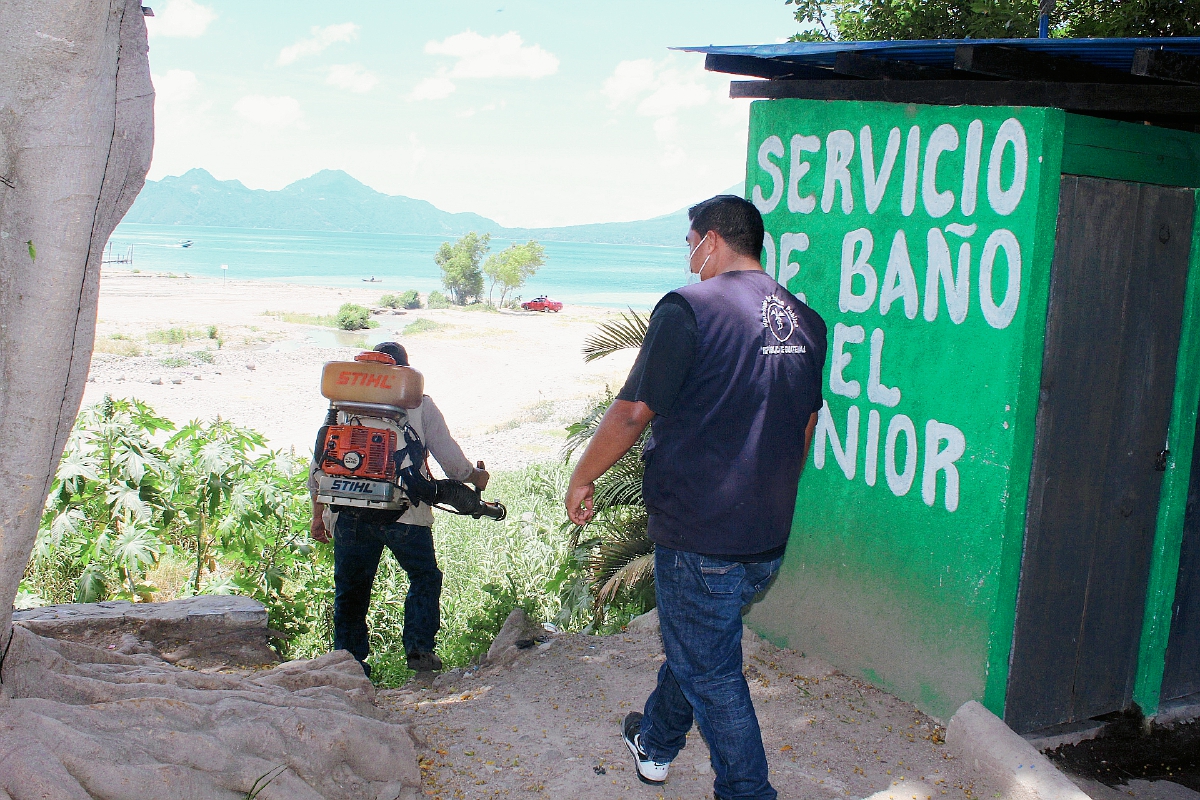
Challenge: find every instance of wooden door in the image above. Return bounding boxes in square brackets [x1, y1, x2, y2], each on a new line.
[1005, 176, 1196, 733]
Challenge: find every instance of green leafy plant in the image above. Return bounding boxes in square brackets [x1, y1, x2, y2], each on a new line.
[427, 290, 452, 310]
[335, 303, 378, 331]
[160, 355, 191, 368]
[435, 232, 489, 305]
[402, 318, 445, 336]
[380, 290, 421, 310]
[484, 241, 545, 308]
[147, 327, 199, 345]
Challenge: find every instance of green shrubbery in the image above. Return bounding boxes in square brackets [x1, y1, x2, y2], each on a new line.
[22, 398, 644, 685]
[426, 291, 452, 310]
[335, 303, 378, 331]
[379, 290, 421, 310]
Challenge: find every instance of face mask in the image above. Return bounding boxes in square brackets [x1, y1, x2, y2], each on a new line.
[685, 233, 710, 285]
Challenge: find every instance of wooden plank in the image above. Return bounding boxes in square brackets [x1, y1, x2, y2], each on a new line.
[833, 51, 959, 81]
[1062, 114, 1200, 189]
[1133, 49, 1200, 86]
[704, 53, 840, 82]
[729, 79, 1200, 121]
[1005, 178, 1194, 732]
[955, 44, 1141, 84]
[1006, 177, 1137, 733]
[1069, 183, 1194, 721]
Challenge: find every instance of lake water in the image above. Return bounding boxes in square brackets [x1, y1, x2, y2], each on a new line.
[107, 223, 688, 309]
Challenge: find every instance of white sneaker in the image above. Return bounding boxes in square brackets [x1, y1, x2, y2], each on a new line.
[622, 712, 670, 785]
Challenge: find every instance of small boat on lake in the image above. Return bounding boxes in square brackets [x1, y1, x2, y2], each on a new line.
[362, 276, 382, 282]
[179, 240, 194, 248]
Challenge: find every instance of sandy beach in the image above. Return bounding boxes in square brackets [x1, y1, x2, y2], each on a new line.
[85, 271, 639, 471]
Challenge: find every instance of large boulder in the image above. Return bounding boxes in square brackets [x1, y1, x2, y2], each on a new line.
[14, 596, 280, 668]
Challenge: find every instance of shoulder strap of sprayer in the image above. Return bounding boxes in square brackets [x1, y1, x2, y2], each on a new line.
[395, 425, 437, 506]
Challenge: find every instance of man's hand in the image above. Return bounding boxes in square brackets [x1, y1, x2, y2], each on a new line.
[564, 399, 654, 525]
[566, 480, 595, 525]
[310, 501, 331, 543]
[470, 460, 490, 491]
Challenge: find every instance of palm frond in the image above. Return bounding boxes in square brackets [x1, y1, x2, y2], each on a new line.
[595, 552, 655, 608]
[582, 308, 648, 363]
[593, 452, 644, 510]
[561, 393, 613, 462]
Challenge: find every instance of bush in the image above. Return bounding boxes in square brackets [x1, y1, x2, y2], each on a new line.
[147, 327, 198, 344]
[160, 355, 191, 368]
[402, 318, 444, 336]
[427, 291, 451, 310]
[335, 303, 378, 331]
[379, 290, 421, 310]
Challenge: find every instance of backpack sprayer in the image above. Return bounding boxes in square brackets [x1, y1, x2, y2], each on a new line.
[313, 351, 506, 522]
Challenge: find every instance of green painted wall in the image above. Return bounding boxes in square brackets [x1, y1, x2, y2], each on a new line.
[1133, 191, 1200, 716]
[742, 100, 1065, 722]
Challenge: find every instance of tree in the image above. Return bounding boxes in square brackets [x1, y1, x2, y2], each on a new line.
[786, 0, 1198, 41]
[435, 232, 489, 305]
[484, 240, 546, 308]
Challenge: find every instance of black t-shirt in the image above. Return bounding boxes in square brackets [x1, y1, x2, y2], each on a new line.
[616, 293, 697, 415]
[617, 290, 790, 564]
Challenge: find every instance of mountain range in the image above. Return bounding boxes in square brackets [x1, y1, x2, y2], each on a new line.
[124, 168, 738, 247]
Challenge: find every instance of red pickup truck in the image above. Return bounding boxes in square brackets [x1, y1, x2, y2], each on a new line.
[522, 296, 563, 312]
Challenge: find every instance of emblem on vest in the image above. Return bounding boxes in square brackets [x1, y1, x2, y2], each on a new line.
[761, 296, 806, 355]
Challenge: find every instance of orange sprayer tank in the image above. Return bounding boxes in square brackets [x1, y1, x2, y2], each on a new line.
[320, 354, 424, 408]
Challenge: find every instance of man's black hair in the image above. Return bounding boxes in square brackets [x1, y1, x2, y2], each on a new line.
[373, 341, 409, 366]
[687, 195, 764, 261]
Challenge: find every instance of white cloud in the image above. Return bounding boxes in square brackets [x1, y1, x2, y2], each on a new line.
[601, 59, 657, 106]
[146, 0, 216, 38]
[233, 95, 302, 128]
[408, 73, 456, 101]
[277, 23, 359, 66]
[425, 31, 558, 79]
[153, 69, 200, 104]
[326, 64, 379, 94]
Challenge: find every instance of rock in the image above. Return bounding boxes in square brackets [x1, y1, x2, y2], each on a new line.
[246, 361, 256, 370]
[484, 608, 546, 667]
[626, 608, 659, 632]
[1, 627, 421, 800]
[13, 595, 279, 668]
[193, 373, 201, 380]
[170, 377, 182, 384]
[149, 377, 162, 384]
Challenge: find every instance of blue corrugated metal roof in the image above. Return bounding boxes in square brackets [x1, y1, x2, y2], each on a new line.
[677, 38, 1200, 72]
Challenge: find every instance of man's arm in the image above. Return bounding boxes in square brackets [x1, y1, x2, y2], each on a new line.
[801, 411, 818, 472]
[565, 399, 655, 525]
[420, 397, 489, 489]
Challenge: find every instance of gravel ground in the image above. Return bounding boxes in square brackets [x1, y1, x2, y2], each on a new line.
[378, 615, 998, 800]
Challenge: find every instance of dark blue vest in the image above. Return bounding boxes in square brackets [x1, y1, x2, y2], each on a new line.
[643, 270, 827, 557]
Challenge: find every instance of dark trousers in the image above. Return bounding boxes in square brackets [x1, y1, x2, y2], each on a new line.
[640, 544, 783, 800]
[332, 513, 442, 667]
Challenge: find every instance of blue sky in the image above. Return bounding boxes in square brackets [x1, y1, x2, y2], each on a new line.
[145, 0, 792, 227]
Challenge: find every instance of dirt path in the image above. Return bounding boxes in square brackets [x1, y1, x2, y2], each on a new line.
[379, 616, 997, 800]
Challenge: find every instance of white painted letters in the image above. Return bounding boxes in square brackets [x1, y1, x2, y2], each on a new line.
[880, 230, 919, 320]
[922, 124, 959, 219]
[923, 420, 966, 511]
[924, 228, 970, 324]
[839, 228, 877, 313]
[867, 328, 901, 407]
[979, 229, 1022, 329]
[788, 134, 821, 214]
[753, 136, 785, 214]
[861, 126, 901, 215]
[987, 118, 1028, 216]
[815, 401, 859, 480]
[885, 413, 917, 497]
[961, 119, 983, 216]
[901, 126, 920, 217]
[864, 409, 881, 487]
[779, 232, 810, 288]
[830, 322, 865, 399]
[822, 130, 856, 214]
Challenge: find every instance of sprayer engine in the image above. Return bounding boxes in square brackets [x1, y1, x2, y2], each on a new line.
[316, 422, 404, 509]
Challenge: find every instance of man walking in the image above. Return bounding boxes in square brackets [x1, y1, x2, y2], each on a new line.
[311, 341, 489, 677]
[565, 196, 827, 799]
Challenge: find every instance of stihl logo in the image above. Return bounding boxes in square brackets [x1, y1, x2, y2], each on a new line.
[331, 479, 379, 493]
[336, 370, 394, 389]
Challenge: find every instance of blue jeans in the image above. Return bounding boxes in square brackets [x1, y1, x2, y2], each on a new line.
[640, 545, 782, 800]
[332, 514, 442, 668]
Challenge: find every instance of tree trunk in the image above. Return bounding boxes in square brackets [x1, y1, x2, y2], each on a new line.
[0, 0, 153, 637]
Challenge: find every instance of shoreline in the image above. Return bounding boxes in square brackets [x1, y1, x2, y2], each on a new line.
[86, 271, 639, 468]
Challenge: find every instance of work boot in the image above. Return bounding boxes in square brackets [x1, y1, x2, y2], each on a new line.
[406, 651, 443, 672]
